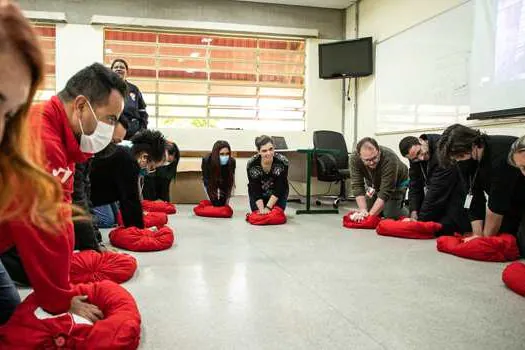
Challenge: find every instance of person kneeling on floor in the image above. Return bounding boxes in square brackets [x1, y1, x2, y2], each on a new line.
[90, 129, 167, 228]
[202, 140, 236, 207]
[438, 124, 525, 252]
[399, 134, 470, 234]
[247, 135, 289, 214]
[350, 137, 409, 222]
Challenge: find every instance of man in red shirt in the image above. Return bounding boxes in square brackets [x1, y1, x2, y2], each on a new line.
[1, 63, 126, 322]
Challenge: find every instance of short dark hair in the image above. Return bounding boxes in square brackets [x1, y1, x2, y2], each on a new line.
[437, 124, 486, 167]
[130, 130, 167, 163]
[356, 137, 379, 154]
[111, 58, 129, 71]
[58, 63, 127, 107]
[399, 136, 420, 157]
[255, 135, 273, 151]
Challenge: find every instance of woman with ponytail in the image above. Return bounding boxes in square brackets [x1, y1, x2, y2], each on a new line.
[201, 141, 236, 207]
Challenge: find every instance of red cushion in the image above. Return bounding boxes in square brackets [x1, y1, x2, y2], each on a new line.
[342, 211, 381, 229]
[116, 211, 168, 228]
[70, 250, 137, 285]
[109, 226, 175, 252]
[436, 233, 520, 262]
[246, 207, 287, 225]
[502, 262, 525, 297]
[193, 200, 233, 218]
[141, 200, 177, 214]
[0, 280, 141, 349]
[376, 219, 442, 239]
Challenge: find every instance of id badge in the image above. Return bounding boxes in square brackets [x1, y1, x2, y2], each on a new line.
[464, 194, 473, 209]
[424, 186, 428, 195]
[366, 186, 376, 198]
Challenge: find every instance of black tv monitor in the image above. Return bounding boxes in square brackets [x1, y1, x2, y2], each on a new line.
[319, 37, 374, 79]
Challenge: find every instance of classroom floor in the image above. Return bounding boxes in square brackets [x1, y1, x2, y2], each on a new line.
[20, 197, 525, 349]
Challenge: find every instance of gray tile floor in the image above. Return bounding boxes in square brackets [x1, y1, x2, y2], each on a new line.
[23, 197, 525, 349]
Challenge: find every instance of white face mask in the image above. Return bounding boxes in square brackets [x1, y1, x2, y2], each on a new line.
[78, 100, 115, 153]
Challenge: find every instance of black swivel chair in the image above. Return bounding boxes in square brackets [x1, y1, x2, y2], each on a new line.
[313, 130, 351, 208]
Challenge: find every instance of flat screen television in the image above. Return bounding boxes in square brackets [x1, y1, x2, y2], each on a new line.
[319, 37, 374, 79]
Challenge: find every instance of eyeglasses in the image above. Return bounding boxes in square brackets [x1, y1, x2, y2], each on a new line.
[361, 153, 380, 164]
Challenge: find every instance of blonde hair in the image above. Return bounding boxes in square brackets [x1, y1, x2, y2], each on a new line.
[0, 0, 67, 232]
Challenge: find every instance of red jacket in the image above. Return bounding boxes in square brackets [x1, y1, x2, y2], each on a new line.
[0, 97, 88, 314]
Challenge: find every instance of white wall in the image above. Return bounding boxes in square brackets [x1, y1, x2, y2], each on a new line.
[345, 0, 525, 156]
[55, 24, 104, 91]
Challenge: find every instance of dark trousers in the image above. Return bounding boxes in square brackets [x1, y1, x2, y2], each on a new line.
[500, 210, 525, 257]
[143, 176, 171, 202]
[434, 186, 471, 236]
[0, 258, 20, 325]
[0, 248, 29, 286]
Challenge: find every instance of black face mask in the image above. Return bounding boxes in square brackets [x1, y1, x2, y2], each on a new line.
[456, 158, 478, 173]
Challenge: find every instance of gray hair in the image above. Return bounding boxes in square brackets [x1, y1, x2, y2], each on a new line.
[508, 136, 525, 167]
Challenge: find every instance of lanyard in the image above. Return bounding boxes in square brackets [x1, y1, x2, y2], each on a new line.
[420, 162, 428, 184]
[457, 162, 481, 195]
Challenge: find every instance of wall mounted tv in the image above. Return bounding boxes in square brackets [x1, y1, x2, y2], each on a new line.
[319, 37, 374, 79]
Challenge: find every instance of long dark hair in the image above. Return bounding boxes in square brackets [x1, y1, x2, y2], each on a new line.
[208, 140, 235, 197]
[437, 124, 486, 167]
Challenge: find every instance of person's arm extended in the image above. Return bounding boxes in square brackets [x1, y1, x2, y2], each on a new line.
[471, 220, 484, 236]
[483, 208, 504, 236]
[137, 89, 149, 128]
[266, 195, 279, 209]
[369, 198, 386, 217]
[356, 196, 368, 212]
[408, 163, 424, 218]
[247, 161, 264, 211]
[118, 157, 144, 228]
[10, 220, 76, 314]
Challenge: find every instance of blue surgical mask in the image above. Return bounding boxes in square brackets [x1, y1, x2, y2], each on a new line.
[219, 155, 229, 165]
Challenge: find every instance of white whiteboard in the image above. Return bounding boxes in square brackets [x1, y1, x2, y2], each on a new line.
[375, 1, 473, 133]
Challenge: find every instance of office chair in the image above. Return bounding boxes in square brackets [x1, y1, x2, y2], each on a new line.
[313, 130, 351, 208]
[271, 136, 288, 150]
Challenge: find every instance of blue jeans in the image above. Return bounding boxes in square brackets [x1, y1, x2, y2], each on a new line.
[249, 195, 288, 212]
[92, 203, 118, 228]
[0, 259, 20, 324]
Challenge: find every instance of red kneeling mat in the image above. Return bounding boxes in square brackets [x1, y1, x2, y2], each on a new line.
[342, 211, 381, 229]
[246, 206, 287, 225]
[117, 210, 168, 228]
[502, 262, 525, 297]
[141, 200, 177, 214]
[376, 219, 442, 239]
[109, 226, 175, 252]
[436, 233, 520, 262]
[0, 280, 141, 349]
[193, 200, 233, 218]
[70, 250, 138, 284]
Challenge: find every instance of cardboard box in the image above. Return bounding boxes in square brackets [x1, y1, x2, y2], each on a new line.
[170, 159, 208, 204]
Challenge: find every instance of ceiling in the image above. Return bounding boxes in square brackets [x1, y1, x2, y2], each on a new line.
[234, 0, 357, 9]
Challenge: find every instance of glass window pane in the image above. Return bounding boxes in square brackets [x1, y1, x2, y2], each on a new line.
[159, 46, 206, 57]
[106, 55, 156, 68]
[216, 119, 304, 131]
[157, 118, 214, 128]
[260, 63, 304, 75]
[259, 110, 304, 120]
[34, 90, 55, 101]
[209, 85, 256, 96]
[158, 81, 208, 94]
[158, 106, 207, 117]
[159, 57, 206, 70]
[158, 94, 207, 106]
[259, 98, 304, 109]
[210, 49, 256, 60]
[259, 51, 304, 64]
[210, 97, 256, 107]
[259, 87, 303, 97]
[210, 61, 256, 72]
[142, 93, 156, 104]
[146, 105, 156, 116]
[133, 79, 157, 93]
[105, 43, 156, 56]
[210, 109, 256, 118]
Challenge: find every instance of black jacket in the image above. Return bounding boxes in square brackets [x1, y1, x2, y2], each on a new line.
[466, 135, 525, 222]
[408, 134, 463, 222]
[90, 144, 144, 228]
[72, 160, 101, 251]
[123, 81, 148, 140]
[247, 153, 289, 201]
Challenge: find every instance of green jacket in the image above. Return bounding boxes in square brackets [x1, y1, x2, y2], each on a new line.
[350, 146, 408, 201]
